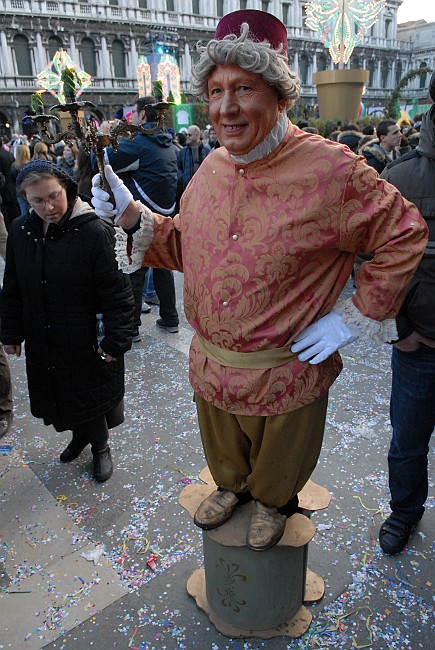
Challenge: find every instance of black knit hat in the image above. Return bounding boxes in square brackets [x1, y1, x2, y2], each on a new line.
[16, 159, 77, 205]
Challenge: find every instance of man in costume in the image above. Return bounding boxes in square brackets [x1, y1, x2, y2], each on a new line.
[92, 10, 428, 551]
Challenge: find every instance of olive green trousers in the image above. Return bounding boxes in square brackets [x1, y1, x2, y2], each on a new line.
[195, 392, 328, 508]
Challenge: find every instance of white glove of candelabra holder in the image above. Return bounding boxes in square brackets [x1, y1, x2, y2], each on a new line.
[291, 311, 359, 364]
[91, 165, 133, 224]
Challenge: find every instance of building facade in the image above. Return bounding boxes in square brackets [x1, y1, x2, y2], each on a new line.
[0, 0, 433, 135]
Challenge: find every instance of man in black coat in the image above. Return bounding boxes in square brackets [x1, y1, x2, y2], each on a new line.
[378, 74, 435, 555]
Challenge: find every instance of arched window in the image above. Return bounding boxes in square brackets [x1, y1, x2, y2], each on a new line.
[381, 59, 389, 88]
[299, 53, 309, 85]
[14, 34, 32, 76]
[217, 0, 224, 17]
[419, 61, 428, 89]
[112, 39, 126, 78]
[192, 0, 199, 14]
[81, 37, 97, 77]
[395, 60, 402, 86]
[317, 53, 327, 71]
[48, 35, 63, 61]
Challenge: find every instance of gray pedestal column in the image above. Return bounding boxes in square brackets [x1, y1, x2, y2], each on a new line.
[179, 467, 330, 639]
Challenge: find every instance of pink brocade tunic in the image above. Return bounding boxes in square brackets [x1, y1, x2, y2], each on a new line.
[138, 124, 427, 416]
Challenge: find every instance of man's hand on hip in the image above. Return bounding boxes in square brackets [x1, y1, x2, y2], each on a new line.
[291, 312, 359, 364]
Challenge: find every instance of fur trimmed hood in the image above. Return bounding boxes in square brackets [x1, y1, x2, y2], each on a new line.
[337, 130, 363, 153]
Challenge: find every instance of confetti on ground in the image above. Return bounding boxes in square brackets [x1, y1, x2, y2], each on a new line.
[1, 277, 434, 648]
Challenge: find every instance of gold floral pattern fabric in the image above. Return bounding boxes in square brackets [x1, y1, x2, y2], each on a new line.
[141, 123, 427, 416]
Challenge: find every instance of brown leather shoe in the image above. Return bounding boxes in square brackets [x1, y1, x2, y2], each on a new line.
[193, 489, 238, 530]
[247, 501, 287, 551]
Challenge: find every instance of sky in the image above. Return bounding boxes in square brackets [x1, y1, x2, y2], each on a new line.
[397, 0, 435, 24]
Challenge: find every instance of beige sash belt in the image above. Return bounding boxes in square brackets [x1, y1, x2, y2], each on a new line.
[196, 334, 297, 369]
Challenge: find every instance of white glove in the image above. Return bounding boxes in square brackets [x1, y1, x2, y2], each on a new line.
[91, 164, 133, 223]
[291, 312, 359, 364]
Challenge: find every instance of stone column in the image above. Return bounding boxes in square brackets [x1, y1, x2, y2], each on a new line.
[101, 35, 110, 79]
[376, 58, 381, 88]
[69, 33, 77, 63]
[35, 32, 45, 71]
[0, 30, 14, 75]
[130, 37, 138, 79]
[293, 50, 299, 78]
[184, 41, 191, 82]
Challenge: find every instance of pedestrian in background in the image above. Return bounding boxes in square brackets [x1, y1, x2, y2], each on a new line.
[361, 120, 402, 173]
[176, 124, 209, 209]
[0, 139, 20, 229]
[378, 73, 435, 555]
[102, 95, 179, 339]
[1, 160, 134, 482]
[10, 144, 30, 215]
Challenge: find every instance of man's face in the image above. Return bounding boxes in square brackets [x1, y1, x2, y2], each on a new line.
[208, 64, 285, 156]
[382, 124, 401, 151]
[208, 129, 217, 144]
[130, 105, 145, 126]
[187, 128, 200, 146]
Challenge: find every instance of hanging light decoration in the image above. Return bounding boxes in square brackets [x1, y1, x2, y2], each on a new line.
[136, 53, 181, 104]
[156, 54, 181, 104]
[305, 0, 386, 66]
[37, 49, 92, 103]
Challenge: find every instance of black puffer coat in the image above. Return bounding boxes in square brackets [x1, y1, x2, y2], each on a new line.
[0, 199, 135, 430]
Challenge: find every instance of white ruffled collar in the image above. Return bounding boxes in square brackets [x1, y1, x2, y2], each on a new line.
[231, 111, 289, 164]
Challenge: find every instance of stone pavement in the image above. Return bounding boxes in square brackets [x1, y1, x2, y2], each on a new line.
[0, 272, 434, 650]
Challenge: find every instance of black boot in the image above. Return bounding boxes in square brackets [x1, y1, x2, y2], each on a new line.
[60, 441, 88, 462]
[92, 446, 113, 482]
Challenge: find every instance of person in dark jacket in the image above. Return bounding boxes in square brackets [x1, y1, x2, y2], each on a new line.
[0, 141, 20, 229]
[360, 119, 402, 173]
[337, 125, 363, 154]
[0, 160, 135, 482]
[378, 75, 435, 555]
[176, 124, 209, 207]
[103, 96, 179, 338]
[57, 143, 78, 178]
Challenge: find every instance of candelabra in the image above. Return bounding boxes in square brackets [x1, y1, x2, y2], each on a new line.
[30, 68, 172, 191]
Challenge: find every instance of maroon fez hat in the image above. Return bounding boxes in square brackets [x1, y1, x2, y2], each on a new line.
[215, 10, 288, 56]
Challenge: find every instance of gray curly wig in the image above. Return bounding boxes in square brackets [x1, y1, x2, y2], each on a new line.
[190, 22, 300, 108]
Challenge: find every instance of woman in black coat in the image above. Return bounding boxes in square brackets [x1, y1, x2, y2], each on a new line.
[1, 160, 135, 481]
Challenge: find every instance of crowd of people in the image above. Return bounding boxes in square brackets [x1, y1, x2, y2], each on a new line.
[1, 111, 425, 229]
[0, 9, 433, 562]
